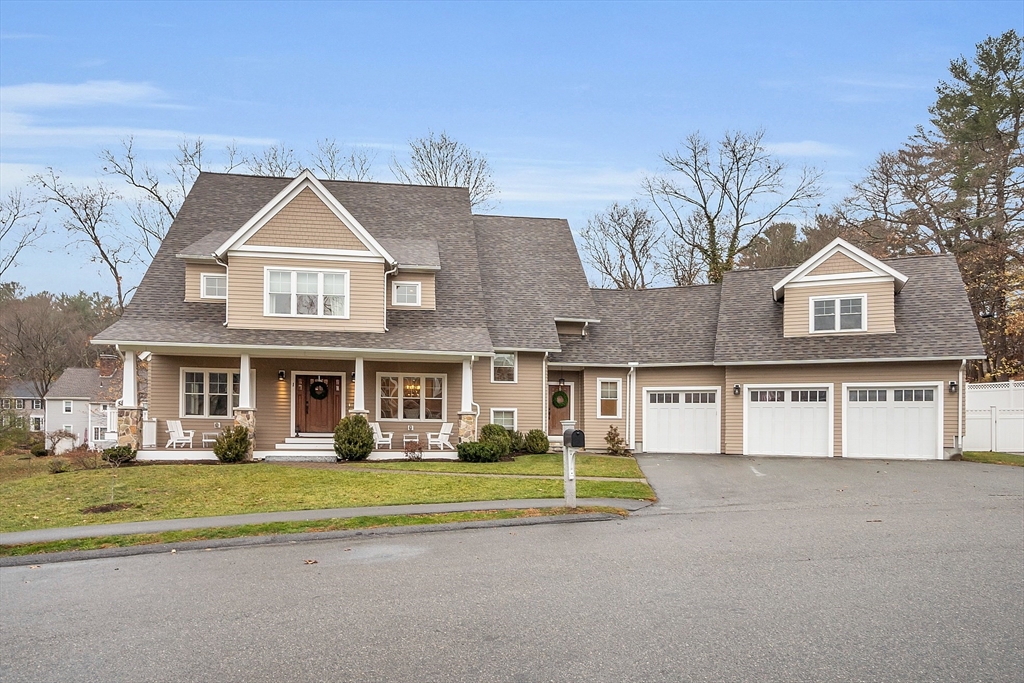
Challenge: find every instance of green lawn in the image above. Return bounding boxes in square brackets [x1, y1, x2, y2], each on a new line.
[0, 459, 654, 533]
[356, 453, 645, 478]
[963, 451, 1024, 467]
[0, 506, 626, 556]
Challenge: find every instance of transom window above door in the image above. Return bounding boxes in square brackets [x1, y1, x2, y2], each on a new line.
[378, 374, 445, 421]
[265, 268, 349, 318]
[811, 294, 866, 332]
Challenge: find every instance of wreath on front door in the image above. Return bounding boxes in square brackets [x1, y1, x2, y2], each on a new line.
[551, 390, 569, 409]
[309, 380, 329, 401]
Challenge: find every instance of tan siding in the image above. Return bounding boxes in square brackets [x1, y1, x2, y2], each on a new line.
[555, 321, 587, 336]
[807, 252, 870, 276]
[582, 367, 629, 451]
[472, 353, 545, 432]
[245, 188, 367, 251]
[722, 361, 961, 456]
[183, 262, 227, 302]
[226, 256, 385, 331]
[635, 366, 726, 450]
[362, 361, 463, 439]
[386, 271, 436, 310]
[783, 280, 895, 337]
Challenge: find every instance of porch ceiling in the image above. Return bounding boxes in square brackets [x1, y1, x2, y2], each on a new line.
[116, 341, 481, 363]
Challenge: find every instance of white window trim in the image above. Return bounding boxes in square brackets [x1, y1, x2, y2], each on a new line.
[596, 377, 622, 419]
[490, 408, 518, 431]
[263, 266, 351, 319]
[62, 424, 73, 433]
[391, 280, 422, 307]
[491, 352, 518, 384]
[179, 368, 257, 419]
[33, 399, 42, 410]
[200, 272, 228, 300]
[63, 400, 73, 414]
[809, 293, 867, 334]
[741, 383, 835, 457]
[375, 372, 448, 423]
[31, 416, 43, 431]
[1, 399, 9, 410]
[841, 381, 944, 460]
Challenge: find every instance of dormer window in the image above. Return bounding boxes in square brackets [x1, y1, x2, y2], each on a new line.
[811, 295, 866, 333]
[392, 281, 421, 307]
[265, 268, 349, 318]
[201, 273, 227, 299]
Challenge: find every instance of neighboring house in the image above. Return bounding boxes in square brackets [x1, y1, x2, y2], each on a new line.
[44, 355, 148, 454]
[1, 381, 45, 433]
[93, 170, 985, 461]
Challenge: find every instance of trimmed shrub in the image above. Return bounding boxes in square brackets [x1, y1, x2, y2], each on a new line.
[479, 423, 512, 458]
[604, 425, 629, 456]
[102, 445, 137, 465]
[334, 414, 374, 461]
[457, 441, 499, 463]
[48, 458, 71, 474]
[31, 442, 48, 458]
[213, 426, 251, 463]
[508, 430, 527, 454]
[525, 429, 550, 454]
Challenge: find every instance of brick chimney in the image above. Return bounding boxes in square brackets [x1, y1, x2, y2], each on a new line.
[98, 354, 119, 378]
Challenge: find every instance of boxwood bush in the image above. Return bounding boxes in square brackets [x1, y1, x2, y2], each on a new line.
[213, 426, 251, 463]
[334, 414, 374, 461]
[456, 441, 499, 463]
[479, 423, 512, 458]
[524, 429, 550, 454]
[102, 445, 137, 465]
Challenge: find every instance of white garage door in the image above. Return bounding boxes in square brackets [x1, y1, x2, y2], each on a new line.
[644, 389, 719, 453]
[845, 386, 939, 459]
[747, 387, 831, 457]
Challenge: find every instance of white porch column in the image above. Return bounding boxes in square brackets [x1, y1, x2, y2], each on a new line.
[461, 359, 473, 413]
[238, 354, 252, 409]
[353, 356, 367, 414]
[121, 350, 138, 408]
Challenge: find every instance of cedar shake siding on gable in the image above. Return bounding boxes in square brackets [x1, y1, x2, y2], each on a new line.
[183, 262, 227, 302]
[244, 187, 368, 251]
[783, 280, 896, 337]
[807, 252, 871, 276]
[226, 256, 385, 332]
[472, 353, 545, 432]
[386, 271, 437, 310]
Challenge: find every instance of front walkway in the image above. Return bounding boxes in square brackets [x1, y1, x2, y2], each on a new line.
[0, 498, 652, 546]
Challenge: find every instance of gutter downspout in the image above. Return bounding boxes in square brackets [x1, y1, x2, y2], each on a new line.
[542, 352, 549, 435]
[957, 358, 966, 453]
[383, 262, 398, 332]
[627, 362, 638, 451]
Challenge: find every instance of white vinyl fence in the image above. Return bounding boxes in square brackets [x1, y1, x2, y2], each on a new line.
[964, 381, 1024, 453]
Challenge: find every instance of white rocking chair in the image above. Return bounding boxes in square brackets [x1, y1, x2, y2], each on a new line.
[371, 422, 394, 449]
[427, 423, 455, 451]
[165, 420, 195, 448]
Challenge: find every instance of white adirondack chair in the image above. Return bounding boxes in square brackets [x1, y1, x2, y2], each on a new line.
[165, 420, 195, 448]
[427, 423, 455, 451]
[371, 422, 394, 449]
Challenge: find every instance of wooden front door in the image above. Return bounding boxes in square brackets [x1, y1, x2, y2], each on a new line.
[548, 383, 573, 435]
[295, 375, 343, 434]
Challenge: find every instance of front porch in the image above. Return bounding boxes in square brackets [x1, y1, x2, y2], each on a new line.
[136, 447, 460, 462]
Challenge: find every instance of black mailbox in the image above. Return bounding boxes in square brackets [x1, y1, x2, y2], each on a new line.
[563, 429, 585, 448]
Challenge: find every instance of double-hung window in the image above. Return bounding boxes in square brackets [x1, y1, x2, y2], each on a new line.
[15, 399, 24, 410]
[392, 281, 421, 306]
[812, 295, 866, 332]
[492, 352, 517, 383]
[201, 273, 227, 299]
[181, 369, 256, 418]
[33, 399, 42, 410]
[377, 374, 445, 421]
[491, 409, 517, 431]
[598, 379, 621, 418]
[266, 268, 349, 318]
[63, 400, 73, 414]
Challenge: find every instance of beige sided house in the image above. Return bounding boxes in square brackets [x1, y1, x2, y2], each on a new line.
[94, 170, 985, 461]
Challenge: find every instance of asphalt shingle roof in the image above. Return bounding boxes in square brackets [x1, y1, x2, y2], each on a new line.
[379, 238, 441, 270]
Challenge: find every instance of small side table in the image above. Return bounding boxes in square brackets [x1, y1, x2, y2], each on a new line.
[403, 433, 421, 447]
[202, 432, 219, 447]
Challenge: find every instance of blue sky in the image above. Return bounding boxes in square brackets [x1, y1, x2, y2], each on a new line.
[0, 0, 1019, 295]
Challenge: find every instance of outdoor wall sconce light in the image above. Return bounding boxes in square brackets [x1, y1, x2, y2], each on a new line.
[949, 381, 958, 394]
[278, 370, 286, 381]
[733, 384, 741, 396]
[350, 372, 357, 382]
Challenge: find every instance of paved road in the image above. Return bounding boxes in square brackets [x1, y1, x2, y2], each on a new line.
[2, 455, 1022, 683]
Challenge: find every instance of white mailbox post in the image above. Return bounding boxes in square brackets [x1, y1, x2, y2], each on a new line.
[561, 419, 584, 509]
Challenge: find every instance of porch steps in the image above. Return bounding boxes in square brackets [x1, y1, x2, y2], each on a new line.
[262, 452, 337, 463]
[276, 436, 334, 450]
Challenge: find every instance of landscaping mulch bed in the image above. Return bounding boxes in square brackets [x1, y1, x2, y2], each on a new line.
[81, 502, 136, 514]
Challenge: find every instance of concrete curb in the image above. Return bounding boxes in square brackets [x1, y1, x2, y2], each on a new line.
[0, 512, 624, 567]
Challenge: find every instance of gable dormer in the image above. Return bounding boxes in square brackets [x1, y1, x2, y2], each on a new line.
[211, 171, 395, 333]
[773, 239, 908, 338]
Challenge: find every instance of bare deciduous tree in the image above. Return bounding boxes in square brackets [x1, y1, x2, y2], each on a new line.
[245, 143, 302, 177]
[33, 169, 135, 312]
[580, 201, 662, 289]
[310, 138, 376, 181]
[0, 189, 44, 278]
[644, 129, 822, 283]
[391, 130, 497, 210]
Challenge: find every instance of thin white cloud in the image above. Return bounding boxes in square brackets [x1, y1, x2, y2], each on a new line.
[0, 80, 168, 109]
[495, 163, 649, 204]
[764, 140, 851, 157]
